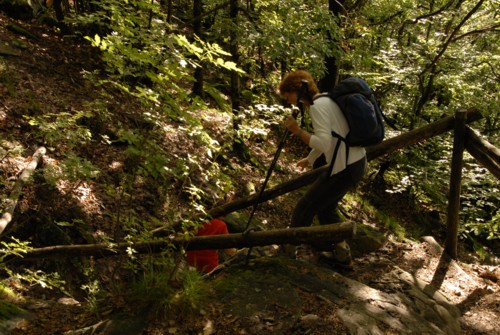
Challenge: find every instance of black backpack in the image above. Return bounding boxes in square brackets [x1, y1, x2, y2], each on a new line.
[315, 77, 385, 174]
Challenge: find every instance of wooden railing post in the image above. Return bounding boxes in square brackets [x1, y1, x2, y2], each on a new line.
[445, 110, 467, 259]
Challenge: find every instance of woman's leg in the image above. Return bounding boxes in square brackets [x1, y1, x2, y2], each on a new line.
[291, 157, 366, 228]
[317, 157, 366, 225]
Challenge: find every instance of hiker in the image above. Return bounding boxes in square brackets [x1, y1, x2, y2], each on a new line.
[279, 70, 367, 267]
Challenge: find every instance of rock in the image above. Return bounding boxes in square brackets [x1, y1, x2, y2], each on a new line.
[224, 211, 262, 233]
[349, 224, 387, 258]
[212, 256, 461, 334]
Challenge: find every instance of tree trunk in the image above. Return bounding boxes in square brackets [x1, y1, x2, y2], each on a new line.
[317, 0, 344, 92]
[229, 0, 248, 158]
[192, 0, 204, 97]
[229, 0, 240, 122]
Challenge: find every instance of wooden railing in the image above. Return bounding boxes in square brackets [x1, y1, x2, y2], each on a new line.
[209, 109, 499, 259]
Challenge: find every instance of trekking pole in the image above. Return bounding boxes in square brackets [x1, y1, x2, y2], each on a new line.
[243, 80, 309, 262]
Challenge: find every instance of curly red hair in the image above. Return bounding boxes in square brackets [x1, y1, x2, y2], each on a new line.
[278, 70, 319, 103]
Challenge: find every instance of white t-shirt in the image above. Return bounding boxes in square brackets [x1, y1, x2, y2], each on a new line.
[306, 95, 366, 175]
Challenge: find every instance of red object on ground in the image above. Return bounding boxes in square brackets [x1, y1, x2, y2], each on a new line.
[186, 218, 229, 273]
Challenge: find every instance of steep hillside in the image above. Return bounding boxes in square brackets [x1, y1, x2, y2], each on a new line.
[1, 12, 499, 335]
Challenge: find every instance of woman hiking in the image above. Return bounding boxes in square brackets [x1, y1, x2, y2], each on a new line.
[279, 70, 367, 268]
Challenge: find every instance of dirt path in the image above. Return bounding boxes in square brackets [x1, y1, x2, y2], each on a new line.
[189, 237, 499, 335]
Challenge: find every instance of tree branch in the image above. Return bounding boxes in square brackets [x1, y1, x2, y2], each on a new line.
[398, 0, 457, 39]
[423, 0, 486, 74]
[451, 24, 500, 43]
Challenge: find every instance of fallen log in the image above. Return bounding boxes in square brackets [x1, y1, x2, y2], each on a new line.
[4, 221, 355, 261]
[208, 110, 483, 218]
[0, 147, 46, 235]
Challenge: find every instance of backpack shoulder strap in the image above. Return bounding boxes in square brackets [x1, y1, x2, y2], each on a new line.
[326, 134, 341, 177]
[328, 132, 350, 177]
[313, 92, 332, 101]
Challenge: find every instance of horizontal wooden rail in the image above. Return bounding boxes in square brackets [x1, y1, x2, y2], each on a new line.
[465, 127, 500, 180]
[3, 222, 355, 261]
[208, 110, 483, 219]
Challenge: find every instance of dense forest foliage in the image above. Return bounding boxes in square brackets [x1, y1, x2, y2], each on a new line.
[65, 0, 499, 248]
[1, 0, 499, 325]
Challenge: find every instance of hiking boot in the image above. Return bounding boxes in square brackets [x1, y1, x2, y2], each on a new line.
[295, 244, 318, 263]
[318, 241, 353, 269]
[332, 240, 353, 268]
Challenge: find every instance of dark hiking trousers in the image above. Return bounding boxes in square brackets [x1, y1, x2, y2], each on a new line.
[290, 156, 367, 249]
